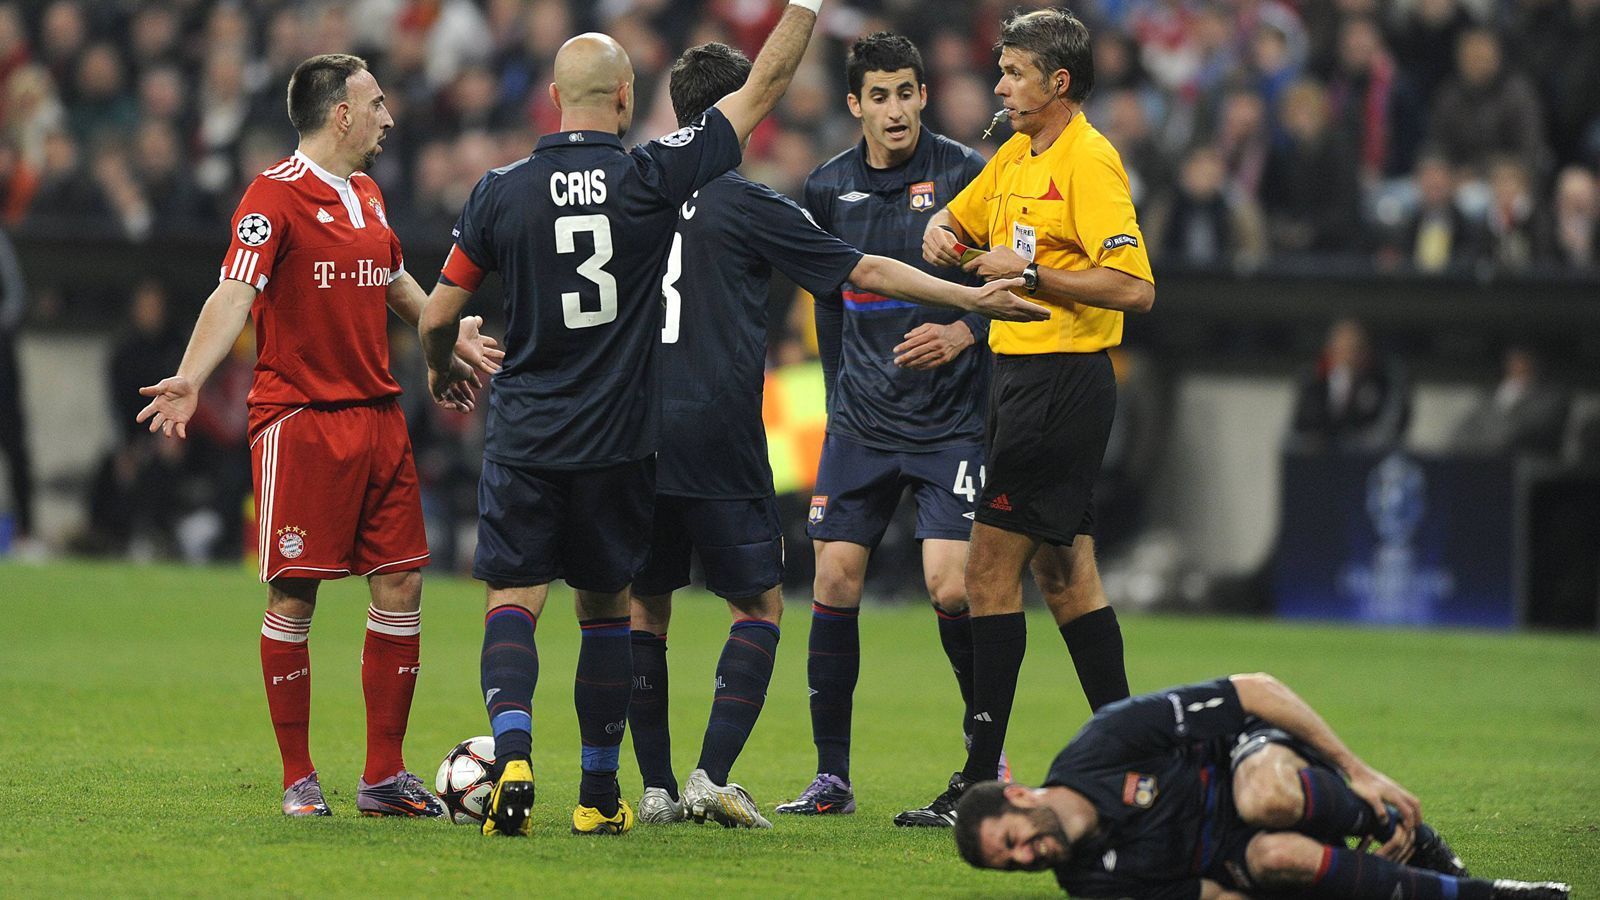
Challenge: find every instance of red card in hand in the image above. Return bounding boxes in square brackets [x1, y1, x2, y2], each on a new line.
[951, 242, 985, 264]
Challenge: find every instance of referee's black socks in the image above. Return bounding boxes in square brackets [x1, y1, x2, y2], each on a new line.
[962, 612, 1027, 784]
[1059, 606, 1130, 711]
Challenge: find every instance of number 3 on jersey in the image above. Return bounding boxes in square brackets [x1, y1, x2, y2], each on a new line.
[554, 214, 617, 329]
[951, 459, 986, 502]
[660, 232, 683, 344]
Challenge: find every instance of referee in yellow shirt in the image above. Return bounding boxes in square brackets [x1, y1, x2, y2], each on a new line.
[915, 7, 1154, 805]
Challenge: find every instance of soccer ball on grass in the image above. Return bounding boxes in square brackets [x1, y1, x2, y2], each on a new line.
[434, 736, 500, 825]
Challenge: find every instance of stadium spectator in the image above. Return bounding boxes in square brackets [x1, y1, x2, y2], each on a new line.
[193, 49, 251, 196]
[1538, 164, 1600, 271]
[1214, 88, 1272, 207]
[127, 4, 183, 76]
[1289, 318, 1411, 454]
[25, 128, 106, 234]
[1515, 0, 1600, 169]
[1424, 27, 1547, 179]
[132, 120, 209, 236]
[1391, 0, 1473, 105]
[1260, 80, 1363, 254]
[36, 1, 87, 97]
[1156, 144, 1238, 267]
[1451, 346, 1571, 458]
[1381, 150, 1481, 273]
[1479, 155, 1540, 273]
[1324, 15, 1417, 182]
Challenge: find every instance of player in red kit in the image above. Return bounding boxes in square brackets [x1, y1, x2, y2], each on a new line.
[138, 54, 502, 818]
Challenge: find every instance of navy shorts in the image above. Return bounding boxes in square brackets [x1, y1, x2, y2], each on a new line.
[806, 433, 982, 547]
[473, 456, 655, 593]
[632, 494, 783, 601]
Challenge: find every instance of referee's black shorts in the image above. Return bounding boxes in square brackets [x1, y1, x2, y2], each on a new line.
[975, 350, 1115, 546]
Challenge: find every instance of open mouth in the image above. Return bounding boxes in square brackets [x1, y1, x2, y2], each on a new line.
[885, 124, 910, 140]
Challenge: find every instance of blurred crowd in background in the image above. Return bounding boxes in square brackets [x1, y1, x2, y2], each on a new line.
[1, 0, 1598, 583]
[0, 0, 1597, 273]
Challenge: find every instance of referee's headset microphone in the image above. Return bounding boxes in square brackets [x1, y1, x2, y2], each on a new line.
[981, 76, 1068, 140]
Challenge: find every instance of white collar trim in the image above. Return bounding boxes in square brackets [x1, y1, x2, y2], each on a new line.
[294, 150, 365, 227]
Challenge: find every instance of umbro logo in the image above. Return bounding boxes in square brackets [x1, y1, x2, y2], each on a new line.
[838, 191, 869, 202]
[962, 511, 976, 520]
[316, 208, 334, 223]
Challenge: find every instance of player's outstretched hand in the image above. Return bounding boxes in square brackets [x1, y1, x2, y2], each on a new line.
[136, 375, 197, 439]
[971, 278, 1051, 321]
[429, 357, 483, 414]
[1348, 763, 1421, 860]
[923, 225, 964, 268]
[454, 314, 505, 377]
[894, 321, 975, 370]
[963, 245, 1029, 282]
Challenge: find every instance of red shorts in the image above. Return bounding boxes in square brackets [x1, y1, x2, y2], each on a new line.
[250, 400, 429, 582]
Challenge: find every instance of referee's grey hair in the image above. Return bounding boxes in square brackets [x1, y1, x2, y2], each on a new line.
[997, 8, 1094, 103]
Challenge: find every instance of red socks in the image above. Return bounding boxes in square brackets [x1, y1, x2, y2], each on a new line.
[261, 606, 422, 789]
[361, 607, 421, 784]
[260, 611, 313, 788]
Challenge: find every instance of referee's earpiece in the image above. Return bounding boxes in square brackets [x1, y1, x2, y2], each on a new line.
[1055, 78, 1064, 97]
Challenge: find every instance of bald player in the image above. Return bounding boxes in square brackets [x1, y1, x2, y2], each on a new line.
[419, 1, 826, 838]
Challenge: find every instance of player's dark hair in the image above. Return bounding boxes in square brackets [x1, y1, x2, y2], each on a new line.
[846, 32, 924, 97]
[286, 53, 368, 134]
[998, 8, 1094, 103]
[669, 42, 751, 128]
[953, 781, 1013, 868]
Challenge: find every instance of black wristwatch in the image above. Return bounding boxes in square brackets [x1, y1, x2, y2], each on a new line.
[1021, 262, 1040, 294]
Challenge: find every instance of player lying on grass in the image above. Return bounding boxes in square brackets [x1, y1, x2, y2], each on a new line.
[954, 673, 1572, 899]
[625, 40, 1048, 832]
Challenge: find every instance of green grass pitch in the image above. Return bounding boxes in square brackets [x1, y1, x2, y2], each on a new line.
[1, 561, 1596, 897]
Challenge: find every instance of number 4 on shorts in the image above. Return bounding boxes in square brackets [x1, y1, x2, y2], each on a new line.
[951, 459, 986, 503]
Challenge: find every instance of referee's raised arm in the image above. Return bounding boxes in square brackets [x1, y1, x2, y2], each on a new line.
[713, 0, 823, 143]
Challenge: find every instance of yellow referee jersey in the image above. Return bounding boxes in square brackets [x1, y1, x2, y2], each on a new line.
[945, 114, 1153, 355]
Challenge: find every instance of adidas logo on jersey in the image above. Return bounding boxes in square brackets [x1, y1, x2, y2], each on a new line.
[316, 208, 334, 223]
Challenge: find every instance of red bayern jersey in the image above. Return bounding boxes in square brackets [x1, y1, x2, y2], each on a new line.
[220, 151, 405, 430]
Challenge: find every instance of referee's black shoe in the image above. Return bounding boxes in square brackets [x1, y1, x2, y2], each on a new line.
[893, 772, 971, 827]
[1408, 821, 1469, 877]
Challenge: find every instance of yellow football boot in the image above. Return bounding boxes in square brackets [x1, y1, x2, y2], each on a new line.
[481, 760, 535, 837]
[571, 798, 635, 835]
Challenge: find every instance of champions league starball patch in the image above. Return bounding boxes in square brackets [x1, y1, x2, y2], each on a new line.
[276, 525, 307, 559]
[237, 213, 272, 246]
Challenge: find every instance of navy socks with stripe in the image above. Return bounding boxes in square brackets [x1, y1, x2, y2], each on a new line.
[628, 630, 677, 799]
[807, 601, 860, 781]
[1296, 767, 1382, 842]
[1308, 845, 1492, 900]
[481, 605, 537, 762]
[698, 619, 780, 785]
[576, 616, 632, 816]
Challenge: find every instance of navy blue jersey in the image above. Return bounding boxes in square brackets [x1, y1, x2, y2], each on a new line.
[658, 171, 862, 498]
[804, 130, 990, 452]
[1043, 679, 1249, 899]
[450, 110, 742, 469]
